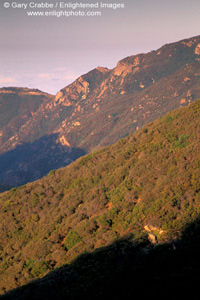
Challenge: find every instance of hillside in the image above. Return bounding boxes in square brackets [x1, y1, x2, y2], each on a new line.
[0, 99, 199, 295]
[2, 220, 200, 300]
[0, 88, 52, 129]
[1, 35, 200, 186]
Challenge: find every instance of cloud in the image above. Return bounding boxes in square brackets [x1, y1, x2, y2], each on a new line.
[38, 73, 51, 78]
[0, 76, 17, 85]
[53, 67, 67, 71]
[63, 74, 77, 81]
[38, 70, 78, 81]
[0, 68, 80, 94]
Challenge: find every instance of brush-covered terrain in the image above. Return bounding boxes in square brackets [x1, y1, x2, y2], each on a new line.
[0, 99, 199, 297]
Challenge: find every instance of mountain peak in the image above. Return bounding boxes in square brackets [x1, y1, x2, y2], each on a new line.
[0, 87, 49, 96]
[96, 66, 110, 73]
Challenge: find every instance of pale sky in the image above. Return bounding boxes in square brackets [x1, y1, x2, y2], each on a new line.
[0, 0, 200, 94]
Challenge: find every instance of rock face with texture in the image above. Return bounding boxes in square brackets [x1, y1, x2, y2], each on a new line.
[1, 35, 200, 186]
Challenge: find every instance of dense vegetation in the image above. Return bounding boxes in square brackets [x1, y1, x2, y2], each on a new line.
[2, 219, 200, 300]
[0, 99, 200, 295]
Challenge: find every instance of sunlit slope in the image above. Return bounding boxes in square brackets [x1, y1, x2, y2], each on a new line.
[0, 99, 199, 294]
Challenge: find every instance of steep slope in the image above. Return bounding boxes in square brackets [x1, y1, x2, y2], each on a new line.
[1, 35, 200, 186]
[0, 87, 52, 129]
[0, 87, 53, 146]
[0, 89, 85, 186]
[0, 99, 199, 294]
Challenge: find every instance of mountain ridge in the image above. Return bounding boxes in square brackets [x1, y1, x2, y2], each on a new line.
[1, 35, 200, 186]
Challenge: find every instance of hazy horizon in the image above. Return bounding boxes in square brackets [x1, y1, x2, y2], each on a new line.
[0, 0, 200, 94]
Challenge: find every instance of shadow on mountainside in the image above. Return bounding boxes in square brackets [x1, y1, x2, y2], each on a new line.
[2, 215, 200, 300]
[0, 133, 86, 187]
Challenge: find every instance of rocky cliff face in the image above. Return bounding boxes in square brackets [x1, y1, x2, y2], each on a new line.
[1, 35, 200, 186]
